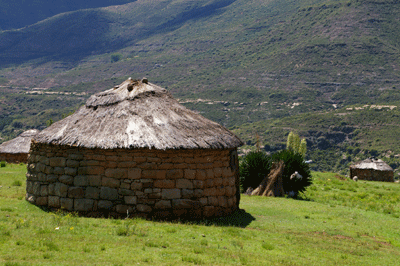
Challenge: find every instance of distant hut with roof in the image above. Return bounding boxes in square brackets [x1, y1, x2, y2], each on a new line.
[0, 129, 39, 163]
[350, 158, 394, 182]
[26, 78, 243, 219]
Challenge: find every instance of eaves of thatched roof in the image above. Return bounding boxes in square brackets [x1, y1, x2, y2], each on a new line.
[350, 158, 393, 171]
[34, 78, 243, 150]
[0, 129, 39, 154]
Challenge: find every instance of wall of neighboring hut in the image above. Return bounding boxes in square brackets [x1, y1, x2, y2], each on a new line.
[0, 153, 28, 163]
[350, 168, 394, 182]
[26, 143, 240, 219]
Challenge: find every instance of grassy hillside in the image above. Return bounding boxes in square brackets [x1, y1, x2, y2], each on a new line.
[1, 164, 400, 265]
[1, 0, 400, 172]
[233, 103, 400, 174]
[0, 0, 136, 30]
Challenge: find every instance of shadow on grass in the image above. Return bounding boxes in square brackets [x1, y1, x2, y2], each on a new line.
[185, 209, 256, 228]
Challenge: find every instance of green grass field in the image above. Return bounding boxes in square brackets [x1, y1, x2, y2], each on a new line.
[1, 164, 400, 265]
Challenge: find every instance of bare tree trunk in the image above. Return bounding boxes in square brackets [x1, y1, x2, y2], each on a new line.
[251, 161, 285, 197]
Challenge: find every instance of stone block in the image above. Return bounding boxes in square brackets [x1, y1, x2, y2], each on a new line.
[88, 175, 102, 187]
[73, 175, 88, 187]
[176, 179, 193, 189]
[158, 163, 174, 170]
[48, 196, 60, 208]
[161, 189, 181, 199]
[133, 156, 146, 163]
[214, 178, 223, 186]
[184, 169, 196, 179]
[205, 179, 214, 188]
[98, 200, 113, 210]
[208, 196, 218, 206]
[124, 196, 137, 205]
[55, 183, 69, 197]
[44, 166, 53, 175]
[85, 187, 100, 199]
[182, 189, 194, 199]
[194, 189, 203, 198]
[137, 204, 152, 213]
[172, 199, 200, 209]
[105, 168, 128, 179]
[46, 175, 58, 183]
[66, 159, 80, 168]
[203, 206, 215, 217]
[26, 181, 33, 194]
[154, 179, 175, 189]
[38, 173, 46, 182]
[154, 200, 171, 209]
[149, 192, 161, 199]
[206, 169, 214, 179]
[59, 175, 74, 185]
[193, 180, 204, 189]
[128, 168, 141, 179]
[100, 161, 118, 168]
[166, 169, 183, 179]
[116, 205, 133, 214]
[214, 168, 223, 177]
[144, 188, 153, 194]
[204, 188, 216, 197]
[131, 182, 143, 190]
[40, 185, 48, 196]
[100, 187, 118, 200]
[53, 167, 64, 175]
[68, 153, 84, 160]
[218, 196, 228, 207]
[117, 161, 137, 168]
[74, 199, 94, 212]
[37, 163, 46, 172]
[102, 177, 120, 188]
[36, 196, 48, 206]
[222, 167, 233, 178]
[33, 182, 41, 195]
[78, 166, 104, 175]
[50, 157, 66, 167]
[142, 170, 166, 179]
[65, 167, 77, 176]
[199, 197, 208, 206]
[48, 184, 55, 195]
[92, 154, 106, 161]
[119, 189, 135, 196]
[120, 182, 131, 189]
[68, 187, 84, 198]
[225, 186, 233, 197]
[195, 170, 207, 180]
[228, 177, 236, 186]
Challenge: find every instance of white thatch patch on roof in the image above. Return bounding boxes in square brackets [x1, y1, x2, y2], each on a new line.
[0, 129, 39, 154]
[34, 78, 243, 150]
[351, 158, 393, 171]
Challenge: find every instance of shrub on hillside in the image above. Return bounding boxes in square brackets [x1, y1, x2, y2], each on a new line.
[239, 151, 272, 192]
[271, 149, 312, 194]
[0, 161, 6, 167]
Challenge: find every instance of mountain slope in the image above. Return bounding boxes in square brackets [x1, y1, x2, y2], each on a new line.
[1, 0, 400, 172]
[0, 0, 136, 30]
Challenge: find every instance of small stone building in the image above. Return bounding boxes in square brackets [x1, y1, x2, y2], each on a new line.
[26, 78, 243, 219]
[0, 129, 39, 163]
[350, 158, 394, 182]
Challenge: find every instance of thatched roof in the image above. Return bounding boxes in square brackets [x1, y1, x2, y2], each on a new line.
[34, 78, 243, 150]
[350, 158, 393, 171]
[0, 129, 39, 154]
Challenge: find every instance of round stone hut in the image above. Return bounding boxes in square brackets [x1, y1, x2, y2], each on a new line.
[26, 78, 243, 219]
[0, 129, 39, 163]
[350, 158, 394, 182]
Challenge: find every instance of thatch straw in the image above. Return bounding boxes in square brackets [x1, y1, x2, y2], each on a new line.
[0, 129, 39, 154]
[34, 78, 243, 150]
[350, 158, 393, 171]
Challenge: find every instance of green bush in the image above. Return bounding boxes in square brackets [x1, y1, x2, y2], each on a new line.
[0, 161, 6, 167]
[271, 150, 312, 194]
[239, 151, 272, 192]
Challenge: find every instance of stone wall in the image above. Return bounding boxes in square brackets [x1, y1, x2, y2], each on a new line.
[26, 143, 240, 219]
[350, 168, 394, 182]
[0, 153, 28, 163]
